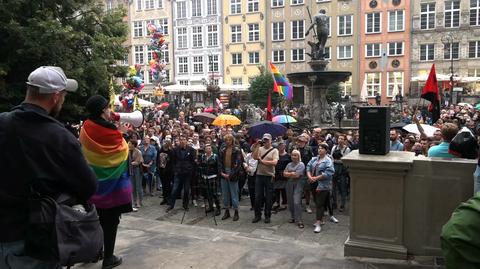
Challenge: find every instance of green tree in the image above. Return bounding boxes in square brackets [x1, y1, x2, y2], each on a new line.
[0, 0, 128, 122]
[326, 83, 342, 104]
[248, 69, 280, 107]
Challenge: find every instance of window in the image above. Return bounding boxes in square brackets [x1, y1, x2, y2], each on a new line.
[291, 20, 305, 39]
[232, 78, 243, 85]
[472, 0, 480, 26]
[177, 27, 187, 49]
[338, 15, 353, 36]
[323, 47, 331, 60]
[192, 26, 203, 48]
[366, 73, 381, 97]
[420, 3, 436, 30]
[231, 25, 242, 43]
[179, 80, 189, 85]
[420, 44, 435, 61]
[272, 22, 285, 41]
[232, 53, 242, 64]
[134, 45, 144, 64]
[133, 21, 143, 37]
[272, 50, 285, 63]
[208, 55, 219, 72]
[159, 18, 168, 35]
[444, 42, 459, 59]
[387, 72, 403, 97]
[157, 0, 163, 8]
[248, 24, 260, 42]
[388, 10, 404, 32]
[106, 1, 113, 11]
[366, 12, 381, 34]
[207, 25, 218, 46]
[445, 1, 460, 28]
[272, 0, 284, 7]
[470, 41, 480, 58]
[178, 57, 188, 74]
[231, 0, 241, 14]
[136, 0, 142, 10]
[291, 0, 304, 4]
[193, 56, 203, 73]
[468, 68, 480, 77]
[162, 46, 169, 63]
[326, 16, 331, 36]
[249, 52, 260, 64]
[147, 46, 155, 61]
[340, 77, 352, 97]
[366, 43, 382, 57]
[291, 48, 305, 62]
[176, 2, 186, 18]
[207, 0, 217, 15]
[248, 0, 259, 12]
[337, 45, 353, 59]
[145, 0, 154, 9]
[387, 42, 404, 56]
[192, 0, 202, 16]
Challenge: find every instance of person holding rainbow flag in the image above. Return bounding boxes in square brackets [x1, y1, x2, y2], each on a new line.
[79, 95, 132, 269]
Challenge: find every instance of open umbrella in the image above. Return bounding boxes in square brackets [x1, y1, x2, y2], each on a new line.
[247, 121, 287, 139]
[192, 112, 216, 124]
[403, 123, 439, 137]
[458, 103, 473, 109]
[159, 102, 169, 110]
[272, 115, 297, 124]
[475, 104, 480, 110]
[212, 114, 241, 126]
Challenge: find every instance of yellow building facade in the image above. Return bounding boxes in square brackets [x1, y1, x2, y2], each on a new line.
[222, 0, 268, 87]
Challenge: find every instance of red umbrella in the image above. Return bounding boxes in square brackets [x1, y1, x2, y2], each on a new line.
[159, 102, 169, 110]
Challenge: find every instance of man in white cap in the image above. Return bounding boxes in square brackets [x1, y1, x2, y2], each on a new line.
[252, 133, 279, 223]
[0, 66, 97, 268]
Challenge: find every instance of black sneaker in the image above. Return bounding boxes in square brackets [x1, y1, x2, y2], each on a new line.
[102, 255, 122, 269]
[166, 206, 174, 213]
[252, 217, 261, 223]
[264, 218, 271, 224]
[160, 200, 168, 205]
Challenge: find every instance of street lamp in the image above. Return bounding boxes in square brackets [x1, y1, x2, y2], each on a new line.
[202, 54, 220, 109]
[441, 33, 455, 105]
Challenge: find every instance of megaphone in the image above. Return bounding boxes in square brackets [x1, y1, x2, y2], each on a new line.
[111, 110, 144, 128]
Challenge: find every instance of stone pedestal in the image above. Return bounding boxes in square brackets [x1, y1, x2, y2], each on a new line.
[342, 151, 414, 259]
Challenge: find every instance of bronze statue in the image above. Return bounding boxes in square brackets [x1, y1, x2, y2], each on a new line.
[306, 10, 329, 61]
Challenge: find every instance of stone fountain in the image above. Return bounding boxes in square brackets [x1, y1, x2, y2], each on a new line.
[287, 10, 351, 127]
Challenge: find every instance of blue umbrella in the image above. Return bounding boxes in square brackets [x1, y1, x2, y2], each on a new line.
[247, 121, 287, 139]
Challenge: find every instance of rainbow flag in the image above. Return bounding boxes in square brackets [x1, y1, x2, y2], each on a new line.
[269, 62, 293, 101]
[79, 120, 132, 209]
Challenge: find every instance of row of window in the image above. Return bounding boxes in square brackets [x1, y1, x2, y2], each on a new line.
[177, 55, 221, 74]
[133, 19, 169, 38]
[176, 25, 219, 49]
[420, 1, 480, 30]
[419, 41, 480, 61]
[135, 0, 163, 11]
[365, 72, 404, 97]
[133, 45, 170, 65]
[176, 0, 218, 18]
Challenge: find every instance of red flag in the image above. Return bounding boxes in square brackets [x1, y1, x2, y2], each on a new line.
[421, 64, 440, 123]
[266, 90, 272, 121]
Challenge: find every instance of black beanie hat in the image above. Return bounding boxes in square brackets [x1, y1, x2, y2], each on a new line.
[86, 95, 109, 117]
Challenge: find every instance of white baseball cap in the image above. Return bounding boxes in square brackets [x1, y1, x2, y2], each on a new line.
[26, 66, 78, 93]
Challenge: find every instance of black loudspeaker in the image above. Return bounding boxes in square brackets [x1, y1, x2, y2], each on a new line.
[359, 106, 390, 155]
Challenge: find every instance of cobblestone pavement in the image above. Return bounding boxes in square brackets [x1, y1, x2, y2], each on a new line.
[74, 191, 445, 269]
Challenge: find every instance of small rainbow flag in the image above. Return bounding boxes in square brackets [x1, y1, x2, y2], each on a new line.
[80, 120, 132, 209]
[269, 62, 293, 101]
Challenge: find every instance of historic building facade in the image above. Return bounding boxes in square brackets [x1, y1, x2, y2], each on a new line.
[222, 0, 268, 88]
[359, 0, 411, 105]
[411, 0, 480, 97]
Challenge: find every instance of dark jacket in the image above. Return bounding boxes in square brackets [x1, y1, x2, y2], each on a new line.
[0, 103, 97, 242]
[171, 145, 197, 175]
[218, 146, 243, 181]
[199, 153, 220, 177]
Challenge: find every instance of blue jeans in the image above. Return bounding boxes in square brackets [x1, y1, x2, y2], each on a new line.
[0, 240, 60, 269]
[169, 173, 191, 208]
[220, 178, 239, 209]
[474, 165, 480, 194]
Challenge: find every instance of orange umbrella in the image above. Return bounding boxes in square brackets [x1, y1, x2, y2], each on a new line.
[212, 114, 241, 126]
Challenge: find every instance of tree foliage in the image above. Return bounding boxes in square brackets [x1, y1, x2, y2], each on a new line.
[326, 83, 342, 104]
[0, 0, 128, 121]
[248, 68, 280, 107]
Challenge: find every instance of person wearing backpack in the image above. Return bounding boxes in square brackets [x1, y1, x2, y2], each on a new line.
[0, 66, 97, 269]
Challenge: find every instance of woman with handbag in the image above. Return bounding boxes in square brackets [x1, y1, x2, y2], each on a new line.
[306, 143, 335, 233]
[80, 95, 133, 269]
[218, 134, 243, 221]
